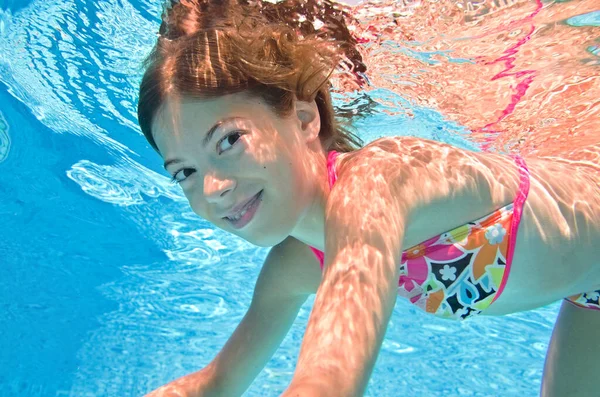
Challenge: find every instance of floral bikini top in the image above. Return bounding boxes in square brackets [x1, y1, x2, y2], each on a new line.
[308, 151, 531, 320]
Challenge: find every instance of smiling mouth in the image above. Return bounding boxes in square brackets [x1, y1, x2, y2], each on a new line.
[224, 190, 263, 229]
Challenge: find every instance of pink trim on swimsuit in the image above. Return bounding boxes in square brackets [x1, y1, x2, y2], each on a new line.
[309, 152, 536, 320]
[492, 155, 530, 303]
[310, 151, 600, 316]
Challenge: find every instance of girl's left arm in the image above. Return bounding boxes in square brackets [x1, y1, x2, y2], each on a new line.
[282, 162, 407, 397]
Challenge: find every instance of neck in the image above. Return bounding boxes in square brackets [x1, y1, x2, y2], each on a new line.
[290, 149, 332, 251]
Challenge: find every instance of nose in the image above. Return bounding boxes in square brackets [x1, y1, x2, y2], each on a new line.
[203, 172, 235, 203]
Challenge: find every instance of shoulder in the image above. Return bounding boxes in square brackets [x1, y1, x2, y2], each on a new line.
[326, 137, 519, 242]
[331, 137, 459, 207]
[254, 237, 321, 301]
[335, 136, 515, 202]
[323, 139, 416, 248]
[336, 136, 465, 182]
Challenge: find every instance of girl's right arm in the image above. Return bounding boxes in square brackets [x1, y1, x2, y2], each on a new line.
[145, 237, 321, 397]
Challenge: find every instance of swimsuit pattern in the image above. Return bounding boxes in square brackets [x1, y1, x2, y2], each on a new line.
[567, 291, 600, 311]
[310, 203, 515, 321]
[398, 204, 514, 320]
[309, 151, 600, 320]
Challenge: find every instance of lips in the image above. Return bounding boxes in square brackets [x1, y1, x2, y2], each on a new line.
[222, 190, 262, 218]
[223, 190, 263, 229]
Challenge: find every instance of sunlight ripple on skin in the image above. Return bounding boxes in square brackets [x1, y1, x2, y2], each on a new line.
[137, 1, 600, 395]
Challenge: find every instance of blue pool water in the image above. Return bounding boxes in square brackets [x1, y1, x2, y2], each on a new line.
[0, 0, 563, 396]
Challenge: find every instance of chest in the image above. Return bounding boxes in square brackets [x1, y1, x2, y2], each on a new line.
[398, 203, 517, 320]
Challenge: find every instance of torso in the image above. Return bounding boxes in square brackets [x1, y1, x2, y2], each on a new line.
[269, 137, 600, 317]
[485, 154, 600, 314]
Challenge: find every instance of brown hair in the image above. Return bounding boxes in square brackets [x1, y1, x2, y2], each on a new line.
[137, 0, 364, 153]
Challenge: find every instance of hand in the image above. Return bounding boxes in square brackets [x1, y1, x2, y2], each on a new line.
[143, 371, 216, 397]
[280, 381, 330, 397]
[144, 382, 189, 397]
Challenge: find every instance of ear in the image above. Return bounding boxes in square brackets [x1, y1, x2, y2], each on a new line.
[294, 99, 321, 143]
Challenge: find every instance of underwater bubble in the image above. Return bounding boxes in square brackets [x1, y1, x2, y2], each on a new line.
[0, 111, 10, 163]
[66, 159, 183, 206]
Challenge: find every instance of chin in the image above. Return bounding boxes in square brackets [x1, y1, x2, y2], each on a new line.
[220, 203, 299, 247]
[244, 232, 288, 248]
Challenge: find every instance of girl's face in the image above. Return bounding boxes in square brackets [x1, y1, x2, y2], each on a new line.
[152, 92, 322, 247]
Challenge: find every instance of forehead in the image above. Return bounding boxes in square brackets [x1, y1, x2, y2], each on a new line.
[153, 94, 249, 136]
[151, 93, 273, 153]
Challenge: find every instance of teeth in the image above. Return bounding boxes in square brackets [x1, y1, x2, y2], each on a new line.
[226, 192, 261, 223]
[229, 202, 251, 222]
[230, 206, 248, 221]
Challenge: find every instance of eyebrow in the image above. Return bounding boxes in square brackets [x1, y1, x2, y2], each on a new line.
[162, 116, 242, 170]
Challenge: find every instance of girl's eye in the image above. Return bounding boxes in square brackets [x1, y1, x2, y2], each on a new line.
[171, 168, 195, 184]
[217, 131, 243, 154]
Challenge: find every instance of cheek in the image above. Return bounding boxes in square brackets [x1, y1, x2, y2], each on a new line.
[272, 162, 308, 206]
[289, 159, 311, 190]
[182, 186, 206, 217]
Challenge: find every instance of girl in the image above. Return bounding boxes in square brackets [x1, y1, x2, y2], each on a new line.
[139, 1, 600, 396]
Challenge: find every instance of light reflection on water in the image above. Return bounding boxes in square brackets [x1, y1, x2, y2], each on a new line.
[348, 0, 599, 158]
[0, 110, 10, 162]
[0, 0, 597, 396]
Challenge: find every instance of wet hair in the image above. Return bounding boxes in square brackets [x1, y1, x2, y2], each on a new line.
[137, 0, 364, 153]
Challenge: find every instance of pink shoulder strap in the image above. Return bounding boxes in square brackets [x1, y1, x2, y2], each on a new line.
[309, 151, 339, 269]
[327, 150, 339, 188]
